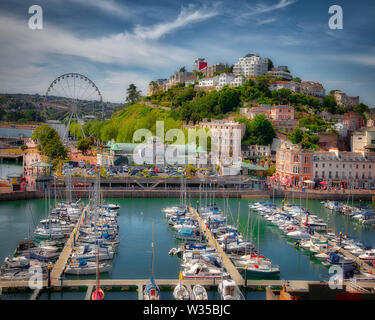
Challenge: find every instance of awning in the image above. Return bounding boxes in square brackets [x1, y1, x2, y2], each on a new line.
[30, 161, 52, 168]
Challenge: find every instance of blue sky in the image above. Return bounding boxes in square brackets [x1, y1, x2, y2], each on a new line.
[0, 0, 374, 105]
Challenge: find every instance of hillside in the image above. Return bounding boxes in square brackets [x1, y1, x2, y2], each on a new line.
[70, 103, 184, 143]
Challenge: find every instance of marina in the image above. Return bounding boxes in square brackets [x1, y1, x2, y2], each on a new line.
[1, 192, 375, 299]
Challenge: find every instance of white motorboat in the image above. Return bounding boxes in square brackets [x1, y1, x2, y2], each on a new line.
[182, 263, 229, 280]
[65, 260, 112, 275]
[358, 251, 375, 261]
[286, 230, 311, 240]
[192, 285, 208, 300]
[218, 279, 245, 300]
[173, 284, 190, 300]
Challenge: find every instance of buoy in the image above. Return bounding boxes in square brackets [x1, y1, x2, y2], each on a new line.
[91, 288, 104, 300]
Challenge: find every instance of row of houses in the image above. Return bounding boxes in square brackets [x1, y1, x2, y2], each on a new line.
[269, 80, 325, 98]
[275, 142, 375, 188]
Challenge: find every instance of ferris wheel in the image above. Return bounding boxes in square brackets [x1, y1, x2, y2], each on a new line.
[45, 73, 103, 143]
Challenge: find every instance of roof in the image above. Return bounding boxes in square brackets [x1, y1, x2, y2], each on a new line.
[30, 161, 52, 168]
[233, 161, 267, 171]
[110, 144, 122, 151]
[196, 146, 207, 153]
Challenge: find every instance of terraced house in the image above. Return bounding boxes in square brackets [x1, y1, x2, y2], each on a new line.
[275, 143, 313, 186]
[312, 148, 375, 189]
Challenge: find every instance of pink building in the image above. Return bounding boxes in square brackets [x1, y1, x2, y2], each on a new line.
[270, 105, 295, 121]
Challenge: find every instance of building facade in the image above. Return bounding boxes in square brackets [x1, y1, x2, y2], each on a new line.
[351, 127, 375, 152]
[242, 145, 271, 160]
[275, 143, 313, 186]
[301, 81, 325, 98]
[269, 81, 301, 93]
[333, 90, 359, 109]
[312, 149, 375, 188]
[233, 54, 268, 77]
[267, 66, 293, 81]
[270, 105, 295, 121]
[184, 119, 245, 165]
[201, 63, 225, 78]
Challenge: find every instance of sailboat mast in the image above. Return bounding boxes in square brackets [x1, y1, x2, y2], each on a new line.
[151, 220, 155, 277]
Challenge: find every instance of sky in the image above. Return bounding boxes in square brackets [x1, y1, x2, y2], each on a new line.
[0, 0, 374, 105]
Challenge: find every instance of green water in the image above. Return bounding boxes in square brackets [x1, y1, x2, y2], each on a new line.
[0, 197, 374, 299]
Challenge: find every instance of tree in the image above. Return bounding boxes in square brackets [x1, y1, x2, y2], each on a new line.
[239, 115, 275, 145]
[185, 164, 197, 176]
[353, 103, 369, 116]
[267, 58, 274, 71]
[126, 84, 141, 104]
[288, 128, 303, 144]
[217, 87, 240, 114]
[293, 77, 302, 83]
[179, 66, 186, 72]
[76, 138, 91, 155]
[322, 95, 336, 113]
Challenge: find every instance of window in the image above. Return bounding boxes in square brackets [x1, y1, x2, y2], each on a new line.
[315, 164, 318, 168]
[322, 171, 325, 178]
[322, 163, 325, 168]
[343, 164, 345, 169]
[329, 171, 332, 179]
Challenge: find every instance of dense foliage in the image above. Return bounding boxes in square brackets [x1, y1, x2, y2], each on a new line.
[288, 128, 319, 150]
[31, 124, 67, 160]
[238, 114, 276, 146]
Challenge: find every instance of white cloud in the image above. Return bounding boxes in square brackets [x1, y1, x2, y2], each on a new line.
[257, 18, 277, 25]
[134, 4, 218, 40]
[66, 0, 131, 18]
[233, 0, 297, 21]
[0, 3, 218, 102]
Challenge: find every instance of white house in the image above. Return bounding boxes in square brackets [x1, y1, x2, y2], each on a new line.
[269, 81, 301, 93]
[198, 76, 219, 87]
[230, 75, 246, 87]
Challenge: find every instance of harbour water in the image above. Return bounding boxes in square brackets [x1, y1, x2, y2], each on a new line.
[0, 197, 373, 288]
[0, 127, 33, 138]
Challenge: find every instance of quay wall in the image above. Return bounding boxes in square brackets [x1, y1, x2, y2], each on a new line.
[0, 188, 374, 201]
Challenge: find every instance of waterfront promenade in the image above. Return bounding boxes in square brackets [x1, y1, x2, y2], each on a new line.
[1, 187, 375, 201]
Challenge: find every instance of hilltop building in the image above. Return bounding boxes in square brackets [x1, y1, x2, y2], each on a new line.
[233, 53, 268, 77]
[301, 81, 325, 98]
[269, 81, 301, 93]
[267, 66, 293, 81]
[332, 90, 359, 109]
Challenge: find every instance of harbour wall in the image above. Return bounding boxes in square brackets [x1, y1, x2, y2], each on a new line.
[0, 188, 374, 201]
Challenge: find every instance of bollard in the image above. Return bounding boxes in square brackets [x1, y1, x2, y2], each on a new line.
[244, 265, 248, 287]
[47, 265, 51, 289]
[224, 235, 227, 252]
